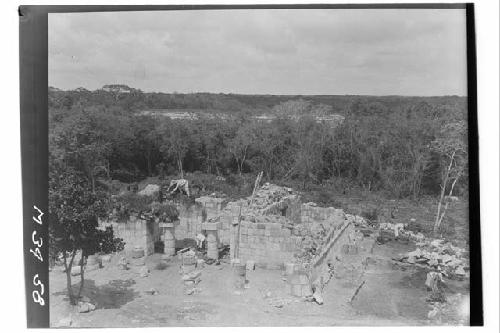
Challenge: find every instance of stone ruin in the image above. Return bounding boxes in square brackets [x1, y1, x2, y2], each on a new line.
[102, 182, 361, 298]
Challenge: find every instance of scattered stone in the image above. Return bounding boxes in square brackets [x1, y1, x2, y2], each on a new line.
[78, 301, 96, 313]
[397, 236, 468, 279]
[131, 246, 145, 259]
[130, 257, 146, 266]
[455, 266, 466, 276]
[100, 254, 112, 264]
[312, 291, 324, 305]
[79, 295, 91, 303]
[182, 270, 202, 281]
[139, 266, 149, 278]
[245, 260, 255, 271]
[428, 306, 441, 320]
[268, 297, 293, 308]
[86, 263, 100, 272]
[118, 257, 129, 270]
[145, 288, 159, 295]
[55, 317, 72, 327]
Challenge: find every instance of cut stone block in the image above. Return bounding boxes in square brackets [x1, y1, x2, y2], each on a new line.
[202, 222, 221, 231]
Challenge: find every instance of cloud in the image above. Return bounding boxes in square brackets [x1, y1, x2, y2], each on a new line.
[48, 9, 467, 95]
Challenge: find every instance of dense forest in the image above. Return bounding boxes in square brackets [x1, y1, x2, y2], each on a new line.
[49, 85, 468, 203]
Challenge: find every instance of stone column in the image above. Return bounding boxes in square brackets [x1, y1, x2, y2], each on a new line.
[160, 222, 176, 256]
[202, 222, 221, 260]
[229, 220, 238, 260]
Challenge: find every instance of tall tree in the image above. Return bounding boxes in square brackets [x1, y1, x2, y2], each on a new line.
[49, 161, 123, 305]
[431, 121, 467, 234]
[157, 119, 191, 178]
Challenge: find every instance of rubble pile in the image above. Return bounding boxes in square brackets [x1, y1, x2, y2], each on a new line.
[292, 222, 331, 264]
[249, 183, 298, 216]
[397, 237, 469, 279]
[345, 213, 369, 227]
[379, 222, 426, 242]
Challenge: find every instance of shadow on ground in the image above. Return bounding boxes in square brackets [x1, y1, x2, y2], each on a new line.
[53, 278, 139, 309]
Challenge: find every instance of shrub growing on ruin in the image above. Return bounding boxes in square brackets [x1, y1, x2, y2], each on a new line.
[361, 207, 378, 222]
[150, 201, 179, 222]
[111, 192, 154, 222]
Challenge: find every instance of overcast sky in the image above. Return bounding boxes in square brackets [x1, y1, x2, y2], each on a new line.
[49, 9, 467, 96]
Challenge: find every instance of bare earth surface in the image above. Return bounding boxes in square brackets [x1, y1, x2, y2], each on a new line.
[49, 234, 469, 327]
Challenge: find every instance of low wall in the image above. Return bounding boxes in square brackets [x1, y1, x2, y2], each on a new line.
[107, 216, 160, 255]
[235, 220, 301, 268]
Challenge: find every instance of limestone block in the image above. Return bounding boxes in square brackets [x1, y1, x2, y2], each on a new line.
[202, 222, 221, 231]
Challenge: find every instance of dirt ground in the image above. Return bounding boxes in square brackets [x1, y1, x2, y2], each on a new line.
[49, 233, 470, 327]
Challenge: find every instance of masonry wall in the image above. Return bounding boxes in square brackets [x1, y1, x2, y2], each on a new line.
[234, 220, 302, 268]
[300, 204, 345, 226]
[231, 204, 353, 268]
[174, 203, 204, 242]
[217, 200, 245, 245]
[109, 216, 160, 255]
[174, 197, 227, 242]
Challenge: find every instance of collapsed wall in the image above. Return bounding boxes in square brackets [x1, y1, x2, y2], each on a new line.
[204, 183, 356, 269]
[102, 182, 358, 275]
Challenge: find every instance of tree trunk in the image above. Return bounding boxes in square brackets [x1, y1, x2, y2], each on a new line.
[236, 160, 242, 176]
[63, 250, 78, 305]
[106, 160, 110, 179]
[434, 151, 456, 234]
[146, 150, 152, 176]
[177, 155, 184, 179]
[77, 261, 85, 300]
[435, 174, 461, 233]
[240, 147, 247, 177]
[91, 174, 96, 193]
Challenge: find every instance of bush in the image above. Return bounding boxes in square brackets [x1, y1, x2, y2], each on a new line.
[112, 192, 155, 222]
[361, 207, 379, 222]
[150, 201, 179, 222]
[111, 169, 140, 183]
[225, 174, 240, 187]
[98, 227, 125, 254]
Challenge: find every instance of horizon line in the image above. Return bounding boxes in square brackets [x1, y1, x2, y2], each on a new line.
[49, 85, 467, 98]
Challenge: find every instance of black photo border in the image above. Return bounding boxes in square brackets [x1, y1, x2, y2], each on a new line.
[19, 3, 481, 328]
